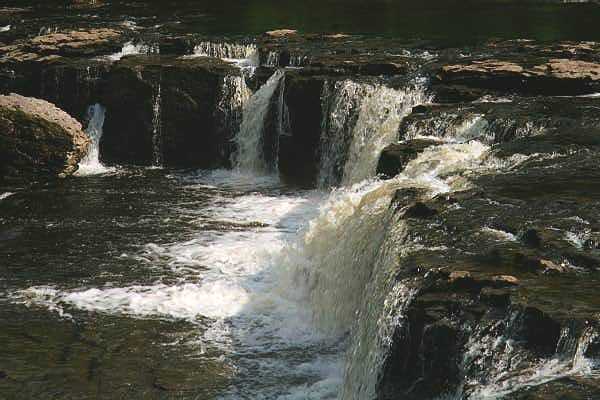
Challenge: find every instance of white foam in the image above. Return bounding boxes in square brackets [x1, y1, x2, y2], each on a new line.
[186, 41, 259, 75]
[0, 192, 15, 201]
[107, 41, 159, 61]
[0, 25, 11, 33]
[565, 231, 586, 249]
[76, 103, 114, 176]
[481, 227, 518, 242]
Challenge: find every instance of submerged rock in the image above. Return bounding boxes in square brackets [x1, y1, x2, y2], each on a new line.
[0, 93, 89, 181]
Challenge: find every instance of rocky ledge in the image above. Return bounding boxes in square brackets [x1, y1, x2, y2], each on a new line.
[375, 94, 600, 399]
[0, 93, 89, 181]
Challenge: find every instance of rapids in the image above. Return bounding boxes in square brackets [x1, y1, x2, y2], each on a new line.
[1, 36, 599, 399]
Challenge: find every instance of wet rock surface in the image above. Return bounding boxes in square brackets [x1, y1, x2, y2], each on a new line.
[0, 93, 89, 181]
[376, 102, 600, 398]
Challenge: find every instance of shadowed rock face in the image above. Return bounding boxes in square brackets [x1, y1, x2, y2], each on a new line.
[99, 55, 240, 167]
[0, 93, 89, 181]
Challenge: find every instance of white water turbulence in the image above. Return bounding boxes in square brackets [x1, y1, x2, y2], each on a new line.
[12, 169, 347, 399]
[190, 41, 259, 75]
[0, 25, 11, 33]
[76, 104, 113, 176]
[107, 41, 159, 61]
[317, 79, 430, 187]
[0, 192, 15, 201]
[233, 69, 284, 173]
[342, 80, 430, 185]
[458, 324, 600, 400]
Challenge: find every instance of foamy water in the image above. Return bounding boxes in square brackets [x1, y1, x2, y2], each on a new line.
[0, 192, 15, 201]
[13, 169, 344, 398]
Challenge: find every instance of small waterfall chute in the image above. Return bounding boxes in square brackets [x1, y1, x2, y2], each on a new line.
[233, 69, 285, 173]
[317, 79, 430, 187]
[317, 80, 371, 188]
[215, 75, 252, 158]
[76, 103, 112, 176]
[107, 41, 159, 61]
[342, 80, 430, 185]
[189, 41, 259, 75]
[151, 81, 163, 167]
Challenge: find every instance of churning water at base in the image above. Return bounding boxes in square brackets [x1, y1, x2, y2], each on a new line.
[76, 103, 113, 176]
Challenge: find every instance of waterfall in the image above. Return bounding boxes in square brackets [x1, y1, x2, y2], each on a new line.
[275, 137, 493, 398]
[276, 135, 492, 398]
[215, 75, 252, 151]
[317, 79, 429, 188]
[317, 80, 371, 188]
[76, 104, 111, 176]
[190, 41, 259, 75]
[192, 41, 258, 61]
[107, 41, 159, 61]
[233, 69, 284, 173]
[265, 51, 280, 67]
[151, 82, 163, 166]
[336, 141, 492, 399]
[342, 80, 429, 185]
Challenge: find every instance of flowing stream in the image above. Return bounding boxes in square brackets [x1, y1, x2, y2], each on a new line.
[1, 68, 598, 400]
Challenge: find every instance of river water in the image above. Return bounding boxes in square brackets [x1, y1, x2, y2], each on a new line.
[1, 167, 347, 398]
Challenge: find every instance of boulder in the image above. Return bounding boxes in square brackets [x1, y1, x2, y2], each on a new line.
[376, 139, 438, 178]
[0, 28, 123, 63]
[0, 94, 89, 181]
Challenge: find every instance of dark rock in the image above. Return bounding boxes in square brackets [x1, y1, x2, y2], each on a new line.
[520, 229, 542, 248]
[0, 93, 89, 181]
[99, 55, 239, 167]
[411, 104, 428, 114]
[278, 72, 325, 185]
[512, 306, 562, 356]
[403, 202, 438, 219]
[480, 287, 511, 308]
[377, 139, 438, 178]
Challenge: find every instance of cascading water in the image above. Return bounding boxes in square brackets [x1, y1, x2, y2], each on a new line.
[9, 54, 600, 400]
[233, 69, 284, 173]
[215, 75, 252, 155]
[317, 80, 371, 188]
[342, 80, 429, 185]
[76, 103, 112, 176]
[192, 41, 258, 61]
[190, 41, 259, 75]
[107, 41, 160, 61]
[317, 79, 429, 187]
[151, 81, 163, 166]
